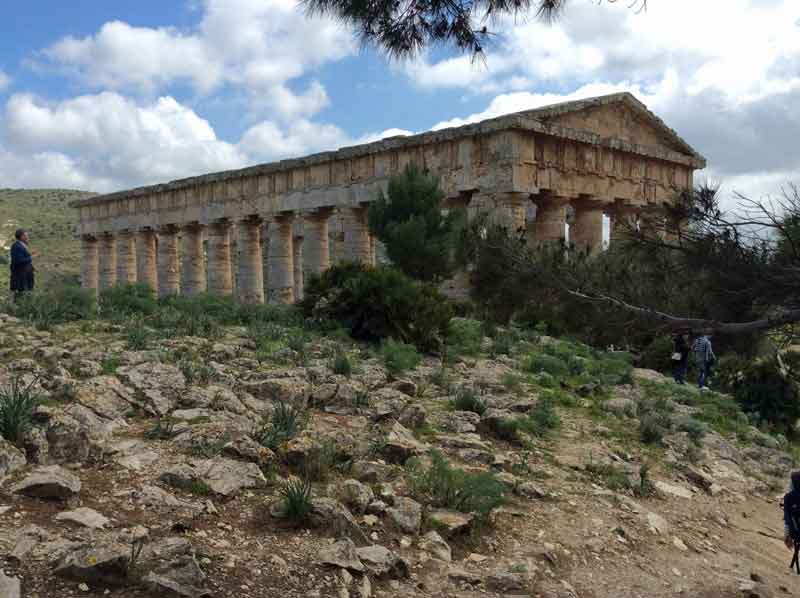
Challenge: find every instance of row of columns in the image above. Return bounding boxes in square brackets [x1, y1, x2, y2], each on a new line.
[81, 207, 377, 305]
[487, 192, 642, 253]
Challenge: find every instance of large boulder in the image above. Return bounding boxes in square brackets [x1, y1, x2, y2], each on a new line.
[387, 497, 422, 534]
[342, 479, 374, 515]
[142, 555, 211, 597]
[159, 457, 266, 497]
[116, 363, 185, 415]
[317, 538, 365, 573]
[355, 545, 408, 578]
[55, 507, 110, 529]
[0, 437, 26, 480]
[11, 465, 81, 499]
[75, 376, 136, 420]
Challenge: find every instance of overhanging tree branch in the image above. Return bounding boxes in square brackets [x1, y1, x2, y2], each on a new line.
[566, 290, 800, 335]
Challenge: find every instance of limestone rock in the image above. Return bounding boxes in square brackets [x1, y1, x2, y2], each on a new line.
[52, 542, 130, 586]
[646, 512, 669, 535]
[486, 571, 525, 593]
[55, 507, 110, 529]
[684, 465, 716, 493]
[603, 397, 637, 417]
[382, 422, 427, 464]
[0, 437, 26, 480]
[309, 498, 369, 544]
[318, 538, 365, 573]
[11, 465, 81, 499]
[418, 531, 452, 561]
[159, 463, 198, 490]
[391, 379, 418, 397]
[356, 545, 408, 578]
[142, 555, 211, 597]
[387, 497, 422, 534]
[75, 375, 136, 420]
[244, 377, 309, 406]
[0, 570, 21, 598]
[654, 480, 693, 499]
[116, 362, 185, 415]
[437, 411, 481, 434]
[342, 479, 374, 515]
[200, 456, 266, 497]
[350, 461, 392, 484]
[427, 509, 474, 537]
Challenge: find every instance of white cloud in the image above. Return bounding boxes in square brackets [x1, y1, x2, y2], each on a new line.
[1, 92, 247, 192]
[0, 70, 10, 91]
[40, 0, 356, 120]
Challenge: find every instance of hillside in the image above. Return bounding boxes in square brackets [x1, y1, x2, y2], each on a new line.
[0, 297, 795, 598]
[0, 189, 94, 292]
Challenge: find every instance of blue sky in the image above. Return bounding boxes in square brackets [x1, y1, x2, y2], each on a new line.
[1, 0, 799, 199]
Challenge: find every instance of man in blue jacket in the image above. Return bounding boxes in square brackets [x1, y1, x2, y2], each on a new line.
[9, 228, 36, 299]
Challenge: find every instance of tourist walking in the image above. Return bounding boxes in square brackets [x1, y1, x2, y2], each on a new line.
[672, 332, 689, 385]
[9, 228, 36, 300]
[691, 333, 715, 389]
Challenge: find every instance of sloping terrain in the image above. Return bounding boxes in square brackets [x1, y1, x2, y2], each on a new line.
[0, 189, 92, 291]
[0, 308, 796, 598]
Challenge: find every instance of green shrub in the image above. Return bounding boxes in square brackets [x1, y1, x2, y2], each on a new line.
[447, 318, 484, 357]
[567, 355, 587, 376]
[450, 387, 486, 415]
[408, 450, 504, 517]
[125, 317, 151, 350]
[8, 285, 96, 329]
[677, 417, 707, 446]
[331, 350, 353, 377]
[523, 353, 568, 377]
[527, 396, 561, 435]
[585, 460, 631, 491]
[279, 478, 313, 525]
[380, 339, 421, 377]
[101, 356, 120, 375]
[99, 283, 157, 319]
[639, 414, 668, 445]
[639, 336, 675, 373]
[302, 263, 452, 352]
[253, 402, 305, 450]
[0, 376, 41, 447]
[588, 356, 634, 386]
[501, 372, 524, 395]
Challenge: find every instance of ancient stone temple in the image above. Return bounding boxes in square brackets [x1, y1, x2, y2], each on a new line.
[71, 92, 706, 304]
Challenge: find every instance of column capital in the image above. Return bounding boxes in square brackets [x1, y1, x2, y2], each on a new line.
[571, 195, 614, 210]
[157, 223, 180, 234]
[270, 211, 294, 224]
[80, 233, 98, 242]
[301, 206, 335, 219]
[238, 214, 263, 225]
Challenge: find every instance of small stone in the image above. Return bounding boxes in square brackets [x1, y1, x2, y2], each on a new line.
[673, 537, 688, 552]
[55, 507, 110, 529]
[646, 512, 669, 535]
[427, 509, 474, 537]
[78, 582, 89, 592]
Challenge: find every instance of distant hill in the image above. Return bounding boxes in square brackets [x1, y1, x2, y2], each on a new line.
[0, 188, 96, 292]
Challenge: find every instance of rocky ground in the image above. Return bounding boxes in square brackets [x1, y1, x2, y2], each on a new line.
[0, 310, 797, 598]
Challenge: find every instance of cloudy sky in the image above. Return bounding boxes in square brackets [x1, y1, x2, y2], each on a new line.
[0, 0, 798, 202]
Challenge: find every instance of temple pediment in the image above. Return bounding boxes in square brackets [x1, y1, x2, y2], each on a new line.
[516, 92, 702, 164]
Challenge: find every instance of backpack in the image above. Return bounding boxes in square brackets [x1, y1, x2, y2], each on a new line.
[785, 492, 800, 573]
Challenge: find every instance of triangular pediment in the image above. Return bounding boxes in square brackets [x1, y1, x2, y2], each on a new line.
[514, 93, 703, 164]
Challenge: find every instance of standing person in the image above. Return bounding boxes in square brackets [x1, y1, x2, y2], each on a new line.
[672, 332, 689, 385]
[783, 471, 800, 571]
[9, 228, 36, 300]
[692, 332, 715, 390]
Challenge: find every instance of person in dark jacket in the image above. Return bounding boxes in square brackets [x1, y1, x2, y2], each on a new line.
[9, 228, 36, 299]
[672, 332, 689, 385]
[784, 471, 800, 549]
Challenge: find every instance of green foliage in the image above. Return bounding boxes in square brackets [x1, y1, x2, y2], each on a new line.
[585, 460, 631, 491]
[639, 335, 676, 373]
[253, 402, 305, 450]
[367, 162, 462, 282]
[7, 284, 96, 330]
[302, 263, 452, 352]
[99, 283, 157, 320]
[447, 318, 484, 357]
[100, 356, 120, 375]
[279, 478, 313, 525]
[639, 414, 669, 445]
[522, 353, 568, 377]
[677, 417, 707, 446]
[0, 376, 41, 447]
[635, 464, 657, 498]
[527, 396, 561, 435]
[380, 338, 421, 376]
[331, 350, 353, 377]
[145, 417, 179, 440]
[125, 317, 151, 350]
[408, 450, 504, 517]
[302, 441, 337, 482]
[501, 372, 524, 395]
[716, 353, 800, 438]
[450, 386, 486, 415]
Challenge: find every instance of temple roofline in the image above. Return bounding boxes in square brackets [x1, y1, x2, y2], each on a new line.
[70, 92, 706, 208]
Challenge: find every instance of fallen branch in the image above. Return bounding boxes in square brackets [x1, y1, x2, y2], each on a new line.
[567, 290, 800, 335]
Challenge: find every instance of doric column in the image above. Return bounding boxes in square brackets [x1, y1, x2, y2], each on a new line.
[369, 235, 377, 266]
[571, 199, 608, 254]
[528, 194, 571, 244]
[80, 236, 99, 292]
[98, 234, 117, 291]
[238, 217, 264, 305]
[303, 209, 331, 277]
[135, 229, 158, 291]
[267, 214, 295, 304]
[181, 223, 206, 296]
[207, 220, 234, 296]
[116, 231, 137, 286]
[343, 206, 371, 264]
[293, 236, 304, 301]
[609, 202, 640, 244]
[492, 192, 528, 233]
[333, 231, 345, 264]
[157, 225, 180, 298]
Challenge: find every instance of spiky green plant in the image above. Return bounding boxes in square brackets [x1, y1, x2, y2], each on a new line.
[279, 478, 313, 524]
[0, 376, 42, 447]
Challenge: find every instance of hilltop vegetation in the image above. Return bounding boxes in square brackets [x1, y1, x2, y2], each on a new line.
[0, 188, 93, 291]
